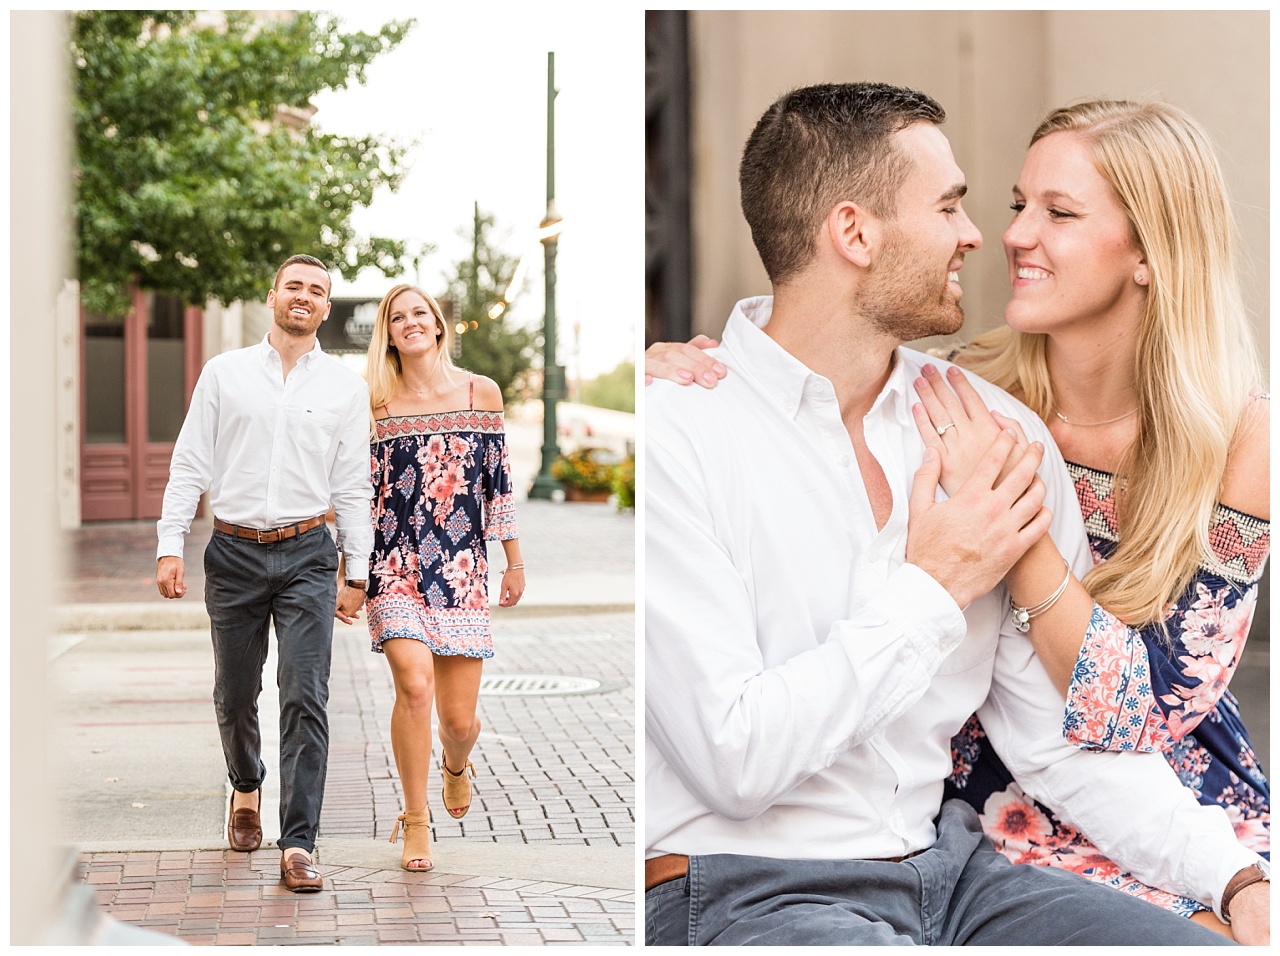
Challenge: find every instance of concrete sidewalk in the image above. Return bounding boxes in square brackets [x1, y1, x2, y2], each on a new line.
[56, 500, 636, 945]
[59, 499, 634, 629]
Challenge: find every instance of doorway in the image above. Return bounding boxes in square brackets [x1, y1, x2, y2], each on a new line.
[80, 288, 202, 521]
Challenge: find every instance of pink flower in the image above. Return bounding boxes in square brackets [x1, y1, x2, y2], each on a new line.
[386, 574, 420, 595]
[428, 466, 468, 504]
[379, 547, 406, 575]
[1053, 844, 1121, 880]
[449, 435, 470, 458]
[1179, 584, 1232, 656]
[1220, 805, 1270, 852]
[453, 549, 475, 576]
[980, 787, 1054, 853]
[441, 549, 477, 591]
[1181, 653, 1231, 689]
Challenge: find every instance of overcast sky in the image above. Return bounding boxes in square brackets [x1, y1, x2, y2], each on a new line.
[312, 4, 641, 380]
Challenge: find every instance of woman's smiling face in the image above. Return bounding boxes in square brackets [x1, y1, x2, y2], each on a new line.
[387, 289, 441, 357]
[1003, 131, 1148, 337]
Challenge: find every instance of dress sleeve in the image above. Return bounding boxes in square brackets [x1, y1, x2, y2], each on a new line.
[1064, 513, 1269, 753]
[481, 427, 518, 541]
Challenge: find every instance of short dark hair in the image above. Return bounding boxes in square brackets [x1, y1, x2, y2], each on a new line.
[739, 82, 946, 284]
[273, 254, 331, 293]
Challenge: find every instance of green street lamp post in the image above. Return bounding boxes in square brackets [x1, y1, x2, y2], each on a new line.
[529, 51, 566, 499]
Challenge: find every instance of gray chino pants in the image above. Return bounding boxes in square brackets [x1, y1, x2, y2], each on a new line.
[646, 800, 1235, 945]
[205, 524, 339, 853]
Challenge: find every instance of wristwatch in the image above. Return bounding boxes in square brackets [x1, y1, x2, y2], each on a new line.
[344, 579, 367, 590]
[1221, 859, 1270, 923]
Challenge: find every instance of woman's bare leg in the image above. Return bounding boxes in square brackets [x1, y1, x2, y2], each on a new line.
[434, 655, 484, 814]
[382, 638, 436, 867]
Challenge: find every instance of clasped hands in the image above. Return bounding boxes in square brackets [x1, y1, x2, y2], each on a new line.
[335, 584, 365, 625]
[899, 362, 1050, 608]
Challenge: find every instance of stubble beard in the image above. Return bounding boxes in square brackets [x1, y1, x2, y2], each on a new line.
[273, 297, 322, 338]
[861, 228, 965, 342]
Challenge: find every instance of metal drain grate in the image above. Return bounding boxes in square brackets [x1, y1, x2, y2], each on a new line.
[479, 673, 602, 696]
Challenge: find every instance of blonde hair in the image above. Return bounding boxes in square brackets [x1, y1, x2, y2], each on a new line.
[365, 284, 456, 436]
[957, 100, 1262, 627]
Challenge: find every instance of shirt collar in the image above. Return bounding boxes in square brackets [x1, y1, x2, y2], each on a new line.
[874, 345, 914, 429]
[258, 332, 324, 368]
[721, 296, 823, 419]
[721, 295, 912, 425]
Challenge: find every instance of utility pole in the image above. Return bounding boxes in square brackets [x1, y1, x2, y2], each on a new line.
[528, 51, 565, 499]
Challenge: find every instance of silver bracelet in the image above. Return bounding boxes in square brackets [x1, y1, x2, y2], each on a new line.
[1010, 560, 1071, 633]
[503, 563, 525, 573]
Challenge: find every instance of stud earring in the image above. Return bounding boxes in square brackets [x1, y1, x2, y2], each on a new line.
[1135, 272, 1148, 285]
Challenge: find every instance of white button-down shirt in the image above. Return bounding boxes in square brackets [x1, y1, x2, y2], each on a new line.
[157, 335, 374, 578]
[645, 296, 1258, 912]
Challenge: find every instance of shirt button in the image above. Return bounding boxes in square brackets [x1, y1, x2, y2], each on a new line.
[838, 455, 850, 467]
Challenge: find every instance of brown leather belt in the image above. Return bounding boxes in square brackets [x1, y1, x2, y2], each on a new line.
[214, 515, 327, 544]
[644, 849, 924, 892]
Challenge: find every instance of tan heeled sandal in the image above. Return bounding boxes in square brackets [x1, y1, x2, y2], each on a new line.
[440, 758, 476, 819]
[389, 807, 433, 871]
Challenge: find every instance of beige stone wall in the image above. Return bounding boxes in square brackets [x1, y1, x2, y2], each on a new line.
[12, 10, 68, 942]
[687, 11, 1269, 369]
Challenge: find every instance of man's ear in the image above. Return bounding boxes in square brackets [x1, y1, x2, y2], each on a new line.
[826, 200, 877, 269]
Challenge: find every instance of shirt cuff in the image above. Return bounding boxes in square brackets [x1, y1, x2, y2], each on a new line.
[881, 562, 968, 657]
[343, 555, 370, 579]
[1212, 850, 1268, 921]
[157, 536, 184, 561]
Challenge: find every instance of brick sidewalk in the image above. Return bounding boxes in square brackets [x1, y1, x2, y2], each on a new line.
[80, 850, 631, 945]
[76, 612, 635, 945]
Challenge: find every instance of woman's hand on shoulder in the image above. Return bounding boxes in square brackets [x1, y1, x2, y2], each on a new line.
[645, 335, 726, 388]
[1221, 393, 1269, 520]
[472, 375, 505, 412]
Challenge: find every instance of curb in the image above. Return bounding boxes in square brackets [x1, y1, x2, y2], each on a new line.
[55, 601, 635, 633]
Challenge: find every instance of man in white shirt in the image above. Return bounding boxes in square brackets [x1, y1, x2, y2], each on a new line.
[157, 254, 373, 893]
[646, 83, 1267, 944]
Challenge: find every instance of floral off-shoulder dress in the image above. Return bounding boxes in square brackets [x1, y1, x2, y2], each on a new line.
[365, 378, 519, 658]
[946, 459, 1270, 916]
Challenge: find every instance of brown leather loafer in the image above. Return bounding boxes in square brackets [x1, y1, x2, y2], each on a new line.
[280, 853, 323, 893]
[227, 789, 262, 853]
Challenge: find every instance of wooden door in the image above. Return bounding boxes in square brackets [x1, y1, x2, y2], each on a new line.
[81, 288, 201, 521]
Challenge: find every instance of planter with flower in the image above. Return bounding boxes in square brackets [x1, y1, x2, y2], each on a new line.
[550, 446, 619, 502]
[611, 456, 634, 511]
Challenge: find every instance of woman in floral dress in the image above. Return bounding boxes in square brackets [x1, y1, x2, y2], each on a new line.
[646, 100, 1269, 936]
[359, 283, 524, 871]
[909, 100, 1268, 937]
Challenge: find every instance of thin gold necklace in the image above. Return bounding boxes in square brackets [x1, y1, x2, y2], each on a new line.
[1054, 407, 1138, 427]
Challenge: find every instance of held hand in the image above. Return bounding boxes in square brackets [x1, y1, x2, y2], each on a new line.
[156, 556, 187, 599]
[335, 584, 365, 625]
[645, 336, 726, 388]
[912, 364, 1030, 496]
[906, 433, 1052, 609]
[498, 568, 525, 607]
[1229, 880, 1269, 946]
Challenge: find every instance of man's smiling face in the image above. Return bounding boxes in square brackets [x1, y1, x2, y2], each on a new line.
[268, 263, 332, 336]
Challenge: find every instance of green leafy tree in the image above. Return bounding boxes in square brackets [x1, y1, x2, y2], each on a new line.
[73, 10, 413, 315]
[445, 205, 538, 405]
[579, 360, 635, 413]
